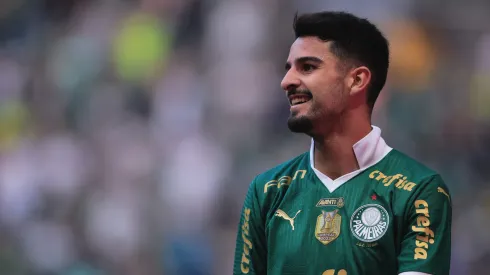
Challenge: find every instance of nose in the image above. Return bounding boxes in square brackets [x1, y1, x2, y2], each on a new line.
[281, 69, 301, 92]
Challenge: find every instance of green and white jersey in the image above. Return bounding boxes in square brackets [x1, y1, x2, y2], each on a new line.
[233, 127, 451, 275]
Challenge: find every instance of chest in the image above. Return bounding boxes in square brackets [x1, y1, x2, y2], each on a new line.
[265, 178, 401, 274]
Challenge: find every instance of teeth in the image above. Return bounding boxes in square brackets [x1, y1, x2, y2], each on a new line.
[291, 97, 310, 105]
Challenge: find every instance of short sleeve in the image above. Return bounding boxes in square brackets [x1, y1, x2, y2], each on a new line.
[233, 178, 267, 275]
[398, 174, 452, 275]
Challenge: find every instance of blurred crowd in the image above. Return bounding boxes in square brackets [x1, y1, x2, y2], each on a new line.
[0, 0, 489, 274]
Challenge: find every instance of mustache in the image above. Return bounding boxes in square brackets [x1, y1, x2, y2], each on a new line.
[287, 89, 313, 98]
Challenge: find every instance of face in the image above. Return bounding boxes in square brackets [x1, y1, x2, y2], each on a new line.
[281, 37, 349, 135]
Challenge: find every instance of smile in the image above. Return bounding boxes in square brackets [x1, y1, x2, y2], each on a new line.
[289, 94, 312, 106]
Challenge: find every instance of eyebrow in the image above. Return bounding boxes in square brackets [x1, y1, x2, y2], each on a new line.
[285, 56, 324, 70]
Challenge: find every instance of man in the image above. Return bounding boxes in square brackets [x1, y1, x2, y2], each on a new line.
[233, 11, 451, 275]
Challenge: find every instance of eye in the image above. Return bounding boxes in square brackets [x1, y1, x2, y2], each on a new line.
[301, 64, 316, 73]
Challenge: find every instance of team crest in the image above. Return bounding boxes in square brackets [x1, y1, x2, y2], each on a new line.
[350, 204, 389, 242]
[315, 209, 341, 245]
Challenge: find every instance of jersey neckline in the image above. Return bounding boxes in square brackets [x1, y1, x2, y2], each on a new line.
[309, 126, 393, 193]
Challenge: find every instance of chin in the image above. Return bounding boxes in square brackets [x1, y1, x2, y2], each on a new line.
[287, 114, 313, 134]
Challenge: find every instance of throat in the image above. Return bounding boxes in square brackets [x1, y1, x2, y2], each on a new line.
[312, 141, 360, 180]
[313, 159, 359, 180]
[310, 120, 372, 180]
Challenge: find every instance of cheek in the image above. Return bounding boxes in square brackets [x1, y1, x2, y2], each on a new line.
[313, 81, 346, 110]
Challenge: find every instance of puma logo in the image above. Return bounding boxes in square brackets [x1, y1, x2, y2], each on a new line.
[437, 187, 450, 201]
[275, 209, 301, 230]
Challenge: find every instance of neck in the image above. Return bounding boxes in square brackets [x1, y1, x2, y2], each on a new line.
[312, 113, 372, 180]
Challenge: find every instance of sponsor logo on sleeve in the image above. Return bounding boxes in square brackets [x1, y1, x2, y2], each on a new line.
[437, 187, 451, 202]
[412, 200, 435, 260]
[240, 208, 252, 273]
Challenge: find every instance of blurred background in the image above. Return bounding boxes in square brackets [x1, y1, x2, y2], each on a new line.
[0, 0, 489, 274]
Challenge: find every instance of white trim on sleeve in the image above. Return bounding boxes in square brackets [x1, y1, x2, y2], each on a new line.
[399, 272, 432, 275]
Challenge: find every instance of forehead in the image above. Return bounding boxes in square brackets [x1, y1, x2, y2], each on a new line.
[287, 37, 334, 61]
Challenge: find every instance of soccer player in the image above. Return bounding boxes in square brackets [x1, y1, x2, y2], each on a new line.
[233, 11, 451, 275]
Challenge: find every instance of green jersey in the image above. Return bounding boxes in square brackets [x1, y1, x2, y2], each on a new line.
[233, 132, 451, 275]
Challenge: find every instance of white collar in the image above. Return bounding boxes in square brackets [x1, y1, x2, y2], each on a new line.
[309, 126, 392, 193]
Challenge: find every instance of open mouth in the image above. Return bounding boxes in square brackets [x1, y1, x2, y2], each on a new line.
[289, 94, 312, 106]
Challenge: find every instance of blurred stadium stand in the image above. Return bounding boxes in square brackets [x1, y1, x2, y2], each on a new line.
[0, 0, 489, 274]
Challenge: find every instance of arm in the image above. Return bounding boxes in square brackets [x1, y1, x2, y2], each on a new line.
[233, 178, 267, 275]
[398, 174, 452, 275]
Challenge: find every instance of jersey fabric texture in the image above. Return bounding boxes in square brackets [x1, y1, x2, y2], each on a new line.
[233, 127, 452, 275]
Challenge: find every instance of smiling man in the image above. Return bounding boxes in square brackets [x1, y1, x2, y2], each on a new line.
[233, 11, 452, 275]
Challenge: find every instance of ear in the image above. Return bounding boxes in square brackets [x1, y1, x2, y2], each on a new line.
[346, 66, 371, 96]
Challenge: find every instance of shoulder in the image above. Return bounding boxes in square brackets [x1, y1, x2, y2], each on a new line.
[249, 152, 309, 193]
[245, 152, 309, 211]
[377, 149, 451, 208]
[372, 149, 448, 192]
[243, 152, 309, 220]
[255, 152, 309, 183]
[387, 149, 438, 177]
[390, 149, 448, 189]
